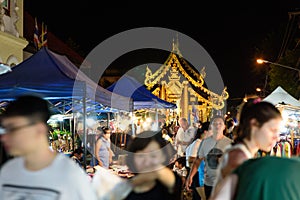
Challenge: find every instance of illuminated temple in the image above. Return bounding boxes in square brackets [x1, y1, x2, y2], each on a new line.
[144, 38, 229, 123]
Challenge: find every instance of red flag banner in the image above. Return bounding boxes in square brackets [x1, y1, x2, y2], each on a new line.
[40, 22, 48, 48]
[33, 17, 40, 50]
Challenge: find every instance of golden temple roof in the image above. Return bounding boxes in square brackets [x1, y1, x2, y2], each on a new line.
[144, 39, 229, 110]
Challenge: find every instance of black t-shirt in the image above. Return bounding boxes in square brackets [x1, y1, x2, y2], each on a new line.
[124, 172, 182, 200]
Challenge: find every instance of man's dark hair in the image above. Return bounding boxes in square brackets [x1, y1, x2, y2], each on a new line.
[1, 95, 51, 124]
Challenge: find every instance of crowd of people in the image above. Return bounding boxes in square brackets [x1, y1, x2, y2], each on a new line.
[1, 95, 300, 200]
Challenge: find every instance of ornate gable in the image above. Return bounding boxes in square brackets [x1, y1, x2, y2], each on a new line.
[144, 38, 229, 121]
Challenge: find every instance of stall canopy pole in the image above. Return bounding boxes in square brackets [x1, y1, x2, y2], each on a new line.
[72, 112, 75, 152]
[107, 112, 110, 128]
[82, 83, 87, 170]
[155, 104, 159, 131]
[131, 111, 135, 137]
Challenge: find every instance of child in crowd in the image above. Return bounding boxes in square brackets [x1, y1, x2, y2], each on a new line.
[173, 156, 188, 185]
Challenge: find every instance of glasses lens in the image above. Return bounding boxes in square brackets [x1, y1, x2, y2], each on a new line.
[0, 122, 36, 134]
[0, 127, 6, 134]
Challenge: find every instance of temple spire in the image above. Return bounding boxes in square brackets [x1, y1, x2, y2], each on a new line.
[172, 33, 182, 56]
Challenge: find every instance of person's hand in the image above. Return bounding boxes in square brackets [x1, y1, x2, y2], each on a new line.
[98, 161, 103, 167]
[185, 176, 193, 191]
[129, 171, 157, 187]
[129, 165, 166, 185]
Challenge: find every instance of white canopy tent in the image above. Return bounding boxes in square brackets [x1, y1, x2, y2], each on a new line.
[262, 86, 300, 107]
[263, 86, 300, 147]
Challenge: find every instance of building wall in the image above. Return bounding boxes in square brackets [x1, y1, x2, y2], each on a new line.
[0, 0, 28, 66]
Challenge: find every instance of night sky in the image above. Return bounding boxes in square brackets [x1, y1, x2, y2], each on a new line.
[24, 1, 300, 107]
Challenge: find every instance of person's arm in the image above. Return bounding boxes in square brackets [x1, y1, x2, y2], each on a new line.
[156, 167, 176, 190]
[109, 148, 114, 164]
[209, 174, 238, 200]
[174, 132, 180, 148]
[129, 167, 176, 191]
[185, 156, 203, 190]
[187, 156, 196, 167]
[95, 139, 103, 166]
[220, 149, 247, 179]
[180, 141, 192, 146]
[188, 139, 201, 165]
[213, 148, 248, 193]
[185, 139, 205, 190]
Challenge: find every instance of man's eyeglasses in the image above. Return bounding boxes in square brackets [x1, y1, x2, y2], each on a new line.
[0, 122, 36, 135]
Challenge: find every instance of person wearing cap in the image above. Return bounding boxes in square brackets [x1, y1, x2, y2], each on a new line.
[0, 95, 97, 200]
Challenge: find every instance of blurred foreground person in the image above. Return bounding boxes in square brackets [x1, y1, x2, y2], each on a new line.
[124, 130, 182, 200]
[213, 98, 282, 192]
[92, 130, 182, 200]
[0, 141, 11, 167]
[210, 156, 300, 200]
[0, 95, 97, 200]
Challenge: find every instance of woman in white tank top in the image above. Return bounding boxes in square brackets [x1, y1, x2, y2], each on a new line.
[212, 98, 283, 194]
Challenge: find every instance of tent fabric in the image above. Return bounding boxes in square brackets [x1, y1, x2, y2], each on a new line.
[0, 47, 133, 111]
[263, 86, 300, 107]
[49, 99, 119, 114]
[0, 63, 12, 75]
[106, 74, 177, 110]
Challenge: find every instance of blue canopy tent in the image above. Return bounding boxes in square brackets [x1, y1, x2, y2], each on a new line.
[0, 47, 132, 111]
[0, 47, 133, 168]
[107, 75, 176, 133]
[107, 74, 176, 110]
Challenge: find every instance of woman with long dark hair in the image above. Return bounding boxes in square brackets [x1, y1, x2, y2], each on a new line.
[212, 98, 282, 195]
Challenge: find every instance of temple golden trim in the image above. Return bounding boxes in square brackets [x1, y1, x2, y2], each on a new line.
[144, 38, 229, 123]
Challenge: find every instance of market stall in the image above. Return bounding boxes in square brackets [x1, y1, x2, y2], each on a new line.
[107, 74, 177, 110]
[0, 47, 133, 168]
[107, 75, 177, 155]
[263, 86, 300, 156]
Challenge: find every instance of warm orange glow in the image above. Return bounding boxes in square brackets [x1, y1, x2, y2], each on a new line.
[256, 88, 262, 92]
[256, 59, 265, 64]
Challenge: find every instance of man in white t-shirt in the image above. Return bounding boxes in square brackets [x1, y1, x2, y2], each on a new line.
[175, 117, 196, 157]
[0, 95, 97, 200]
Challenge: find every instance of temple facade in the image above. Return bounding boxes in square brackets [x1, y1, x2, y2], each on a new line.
[0, 0, 28, 66]
[144, 39, 229, 123]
